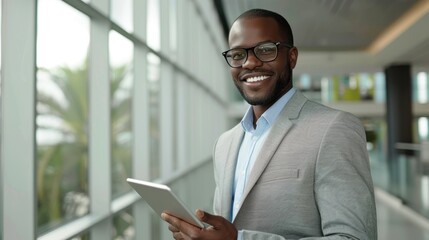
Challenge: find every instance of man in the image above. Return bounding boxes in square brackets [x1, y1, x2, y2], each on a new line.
[162, 8, 377, 239]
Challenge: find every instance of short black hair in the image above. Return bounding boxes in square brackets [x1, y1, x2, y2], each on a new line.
[235, 9, 294, 46]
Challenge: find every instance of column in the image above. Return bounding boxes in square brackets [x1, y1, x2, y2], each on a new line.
[385, 64, 413, 197]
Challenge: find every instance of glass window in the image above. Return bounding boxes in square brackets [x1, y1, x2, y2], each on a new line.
[169, 0, 178, 56]
[320, 73, 385, 103]
[418, 117, 429, 141]
[109, 31, 134, 197]
[110, 0, 133, 33]
[358, 73, 375, 101]
[416, 72, 428, 103]
[36, 0, 90, 232]
[147, 0, 160, 51]
[374, 72, 386, 103]
[147, 0, 161, 180]
[112, 207, 135, 239]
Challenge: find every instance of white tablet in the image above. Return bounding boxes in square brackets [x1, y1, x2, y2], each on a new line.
[127, 178, 205, 228]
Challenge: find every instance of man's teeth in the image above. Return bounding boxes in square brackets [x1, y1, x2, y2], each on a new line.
[246, 76, 269, 83]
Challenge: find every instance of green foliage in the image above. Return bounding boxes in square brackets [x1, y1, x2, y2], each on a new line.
[36, 62, 133, 235]
[37, 64, 89, 229]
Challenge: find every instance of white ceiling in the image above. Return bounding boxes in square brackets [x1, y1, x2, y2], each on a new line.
[218, 0, 429, 76]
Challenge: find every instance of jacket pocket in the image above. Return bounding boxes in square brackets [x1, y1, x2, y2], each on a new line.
[257, 168, 300, 184]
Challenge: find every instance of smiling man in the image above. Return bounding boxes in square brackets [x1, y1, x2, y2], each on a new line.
[162, 8, 377, 240]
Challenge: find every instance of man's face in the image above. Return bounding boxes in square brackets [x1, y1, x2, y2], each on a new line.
[228, 17, 297, 108]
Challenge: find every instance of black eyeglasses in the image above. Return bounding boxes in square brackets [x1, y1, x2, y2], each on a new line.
[222, 42, 293, 68]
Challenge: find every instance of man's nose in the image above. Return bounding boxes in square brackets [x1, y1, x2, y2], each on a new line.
[241, 51, 262, 69]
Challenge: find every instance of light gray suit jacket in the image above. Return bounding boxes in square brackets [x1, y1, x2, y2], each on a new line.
[213, 91, 377, 240]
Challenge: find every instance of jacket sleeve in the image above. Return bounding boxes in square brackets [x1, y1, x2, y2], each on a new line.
[311, 111, 377, 240]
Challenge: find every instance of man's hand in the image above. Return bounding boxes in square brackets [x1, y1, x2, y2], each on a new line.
[161, 209, 238, 240]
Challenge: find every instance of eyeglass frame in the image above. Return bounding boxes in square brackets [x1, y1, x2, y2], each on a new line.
[221, 42, 293, 68]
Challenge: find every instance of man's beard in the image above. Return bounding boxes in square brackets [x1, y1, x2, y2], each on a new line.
[237, 67, 292, 106]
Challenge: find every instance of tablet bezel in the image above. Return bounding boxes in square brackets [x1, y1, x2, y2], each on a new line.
[126, 178, 205, 229]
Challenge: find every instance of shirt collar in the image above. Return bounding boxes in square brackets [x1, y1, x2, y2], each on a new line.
[240, 87, 297, 132]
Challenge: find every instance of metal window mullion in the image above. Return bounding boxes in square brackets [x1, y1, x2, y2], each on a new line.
[160, 0, 171, 57]
[132, 0, 152, 238]
[183, 0, 193, 69]
[188, 6, 206, 163]
[188, 5, 198, 74]
[132, 47, 152, 240]
[175, 0, 185, 70]
[201, 94, 209, 159]
[132, 0, 149, 184]
[185, 82, 193, 164]
[176, 74, 188, 171]
[194, 85, 201, 163]
[175, 0, 188, 171]
[197, 22, 207, 162]
[1, 0, 36, 239]
[196, 20, 204, 81]
[89, 14, 112, 240]
[188, 83, 197, 164]
[183, 0, 195, 164]
[197, 90, 205, 161]
[160, 0, 174, 178]
[160, 64, 174, 177]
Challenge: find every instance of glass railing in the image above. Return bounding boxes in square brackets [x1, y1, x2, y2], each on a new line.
[370, 141, 429, 219]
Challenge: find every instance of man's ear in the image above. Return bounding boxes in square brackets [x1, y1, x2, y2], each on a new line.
[288, 47, 298, 69]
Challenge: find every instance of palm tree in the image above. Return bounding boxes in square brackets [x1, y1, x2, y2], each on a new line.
[37, 64, 89, 229]
[36, 62, 133, 233]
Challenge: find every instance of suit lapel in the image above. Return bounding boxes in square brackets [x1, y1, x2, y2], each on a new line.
[219, 125, 244, 220]
[236, 118, 293, 213]
[235, 91, 307, 215]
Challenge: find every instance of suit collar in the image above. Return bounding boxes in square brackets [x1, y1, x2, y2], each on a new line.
[281, 89, 307, 120]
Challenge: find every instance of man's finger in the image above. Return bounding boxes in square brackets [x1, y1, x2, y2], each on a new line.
[162, 212, 201, 236]
[173, 231, 184, 240]
[168, 224, 180, 232]
[195, 209, 223, 228]
[161, 212, 182, 229]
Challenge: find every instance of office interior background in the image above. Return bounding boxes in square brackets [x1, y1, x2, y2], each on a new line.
[1, 0, 429, 239]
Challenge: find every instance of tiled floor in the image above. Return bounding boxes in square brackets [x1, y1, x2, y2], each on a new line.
[376, 188, 429, 240]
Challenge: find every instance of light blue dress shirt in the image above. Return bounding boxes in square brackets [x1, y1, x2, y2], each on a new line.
[232, 88, 296, 239]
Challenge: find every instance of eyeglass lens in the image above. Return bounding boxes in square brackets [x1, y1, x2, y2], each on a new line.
[225, 42, 278, 67]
